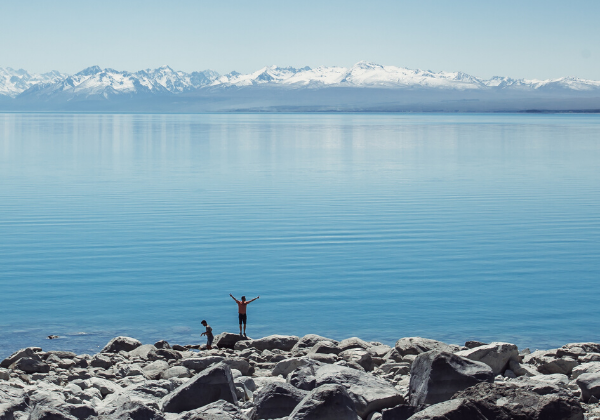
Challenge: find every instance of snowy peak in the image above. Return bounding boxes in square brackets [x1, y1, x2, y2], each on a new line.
[2, 62, 600, 101]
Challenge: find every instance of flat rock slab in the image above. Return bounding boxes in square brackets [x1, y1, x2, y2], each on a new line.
[234, 335, 300, 352]
[395, 338, 458, 357]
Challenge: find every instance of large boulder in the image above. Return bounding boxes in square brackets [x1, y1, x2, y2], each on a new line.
[128, 344, 158, 360]
[289, 384, 360, 420]
[289, 363, 322, 391]
[213, 332, 249, 350]
[161, 362, 237, 413]
[454, 342, 518, 376]
[309, 341, 342, 355]
[339, 349, 374, 372]
[1, 347, 41, 368]
[222, 357, 251, 376]
[291, 334, 338, 356]
[143, 360, 170, 380]
[453, 381, 584, 420]
[176, 400, 249, 419]
[409, 350, 494, 406]
[234, 335, 300, 352]
[90, 354, 112, 369]
[571, 361, 600, 379]
[10, 356, 50, 374]
[29, 406, 79, 420]
[404, 399, 486, 420]
[273, 357, 314, 377]
[576, 372, 600, 402]
[338, 337, 372, 352]
[101, 336, 142, 353]
[537, 357, 579, 376]
[314, 364, 404, 418]
[253, 382, 308, 419]
[395, 338, 457, 357]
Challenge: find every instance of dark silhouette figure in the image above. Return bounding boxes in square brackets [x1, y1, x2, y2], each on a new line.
[230, 294, 259, 336]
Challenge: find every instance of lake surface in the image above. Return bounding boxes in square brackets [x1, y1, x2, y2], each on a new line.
[0, 113, 599, 357]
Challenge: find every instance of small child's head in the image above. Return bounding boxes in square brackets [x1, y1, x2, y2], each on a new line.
[201, 320, 207, 326]
[241, 296, 246, 302]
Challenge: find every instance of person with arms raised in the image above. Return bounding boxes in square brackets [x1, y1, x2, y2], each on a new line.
[230, 294, 259, 337]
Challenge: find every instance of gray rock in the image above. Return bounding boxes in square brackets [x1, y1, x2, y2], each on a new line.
[560, 342, 600, 354]
[405, 398, 486, 420]
[289, 363, 321, 391]
[154, 340, 171, 349]
[161, 362, 237, 413]
[309, 341, 342, 355]
[42, 351, 77, 360]
[110, 399, 166, 420]
[408, 350, 494, 406]
[380, 363, 411, 376]
[236, 376, 257, 392]
[571, 361, 600, 379]
[576, 372, 600, 402]
[143, 360, 170, 380]
[161, 366, 191, 379]
[253, 382, 308, 419]
[291, 334, 338, 356]
[101, 337, 142, 353]
[213, 332, 249, 350]
[1, 347, 40, 368]
[537, 357, 579, 376]
[222, 358, 251, 376]
[181, 356, 225, 372]
[155, 349, 182, 361]
[11, 357, 50, 374]
[453, 381, 584, 420]
[29, 406, 79, 420]
[314, 364, 404, 418]
[339, 349, 374, 372]
[508, 359, 539, 377]
[455, 342, 518, 376]
[273, 357, 313, 377]
[176, 400, 249, 420]
[90, 354, 112, 369]
[464, 341, 487, 349]
[395, 338, 457, 357]
[0, 368, 10, 381]
[383, 348, 404, 363]
[89, 376, 123, 397]
[128, 344, 157, 360]
[369, 345, 393, 358]
[380, 404, 425, 420]
[234, 335, 300, 352]
[308, 353, 338, 364]
[338, 337, 373, 352]
[579, 353, 600, 363]
[289, 384, 360, 420]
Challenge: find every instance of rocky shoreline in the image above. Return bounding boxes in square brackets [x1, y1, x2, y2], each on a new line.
[1, 333, 600, 420]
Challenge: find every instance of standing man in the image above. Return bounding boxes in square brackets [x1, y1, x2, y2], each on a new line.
[230, 294, 259, 337]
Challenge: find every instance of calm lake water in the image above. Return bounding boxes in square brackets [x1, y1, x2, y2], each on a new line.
[0, 113, 599, 357]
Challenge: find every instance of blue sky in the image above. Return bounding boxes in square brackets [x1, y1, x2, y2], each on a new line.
[1, 0, 599, 79]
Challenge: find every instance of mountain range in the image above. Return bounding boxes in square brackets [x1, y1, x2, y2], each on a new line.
[2, 62, 600, 112]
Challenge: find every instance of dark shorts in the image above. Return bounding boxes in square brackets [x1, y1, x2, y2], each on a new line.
[239, 313, 247, 324]
[207, 335, 214, 346]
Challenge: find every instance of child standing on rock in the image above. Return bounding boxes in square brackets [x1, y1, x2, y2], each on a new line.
[201, 320, 213, 350]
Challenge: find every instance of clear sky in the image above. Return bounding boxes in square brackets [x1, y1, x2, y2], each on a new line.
[1, 0, 599, 80]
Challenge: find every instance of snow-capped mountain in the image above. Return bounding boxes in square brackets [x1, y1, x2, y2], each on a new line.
[0, 67, 67, 98]
[2, 62, 599, 112]
[18, 66, 220, 100]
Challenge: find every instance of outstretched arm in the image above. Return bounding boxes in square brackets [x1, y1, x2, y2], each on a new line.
[248, 296, 260, 303]
[230, 294, 239, 303]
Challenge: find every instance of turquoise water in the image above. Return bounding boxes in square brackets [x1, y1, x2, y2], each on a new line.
[0, 113, 599, 357]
